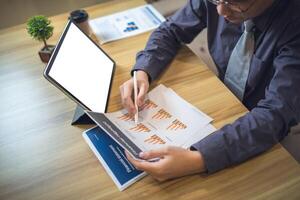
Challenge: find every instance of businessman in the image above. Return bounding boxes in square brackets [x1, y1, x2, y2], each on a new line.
[120, 0, 300, 181]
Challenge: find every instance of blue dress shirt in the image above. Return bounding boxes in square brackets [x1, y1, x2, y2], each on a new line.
[133, 0, 300, 173]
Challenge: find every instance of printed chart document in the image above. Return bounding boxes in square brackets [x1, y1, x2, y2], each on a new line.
[89, 5, 165, 44]
[83, 126, 146, 191]
[86, 85, 216, 160]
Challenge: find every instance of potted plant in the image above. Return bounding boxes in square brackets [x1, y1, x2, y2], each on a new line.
[27, 15, 55, 63]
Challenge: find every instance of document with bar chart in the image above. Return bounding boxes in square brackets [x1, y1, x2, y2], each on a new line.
[89, 5, 165, 44]
[85, 84, 216, 160]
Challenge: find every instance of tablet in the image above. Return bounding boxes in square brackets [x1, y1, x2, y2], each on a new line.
[44, 20, 115, 113]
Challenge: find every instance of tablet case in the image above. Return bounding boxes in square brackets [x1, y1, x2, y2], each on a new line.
[71, 105, 95, 125]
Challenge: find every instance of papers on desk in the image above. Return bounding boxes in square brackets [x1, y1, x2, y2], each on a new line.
[83, 84, 216, 191]
[89, 5, 165, 44]
[104, 85, 215, 151]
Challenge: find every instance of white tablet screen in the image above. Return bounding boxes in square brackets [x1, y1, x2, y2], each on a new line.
[46, 21, 114, 113]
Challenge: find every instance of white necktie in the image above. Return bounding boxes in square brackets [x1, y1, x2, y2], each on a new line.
[224, 20, 255, 100]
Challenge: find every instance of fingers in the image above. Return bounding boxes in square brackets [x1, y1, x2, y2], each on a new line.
[120, 80, 136, 115]
[139, 147, 169, 160]
[136, 70, 149, 106]
[125, 151, 157, 172]
[137, 82, 148, 107]
[125, 151, 147, 171]
[126, 151, 168, 182]
[120, 71, 149, 114]
[125, 151, 141, 167]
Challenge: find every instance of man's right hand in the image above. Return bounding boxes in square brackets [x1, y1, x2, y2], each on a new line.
[120, 70, 150, 115]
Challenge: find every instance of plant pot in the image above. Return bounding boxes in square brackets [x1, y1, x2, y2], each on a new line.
[38, 45, 55, 63]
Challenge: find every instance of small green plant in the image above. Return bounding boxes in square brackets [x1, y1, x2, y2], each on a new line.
[27, 15, 54, 50]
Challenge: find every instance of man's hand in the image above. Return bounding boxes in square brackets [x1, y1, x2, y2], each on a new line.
[120, 70, 149, 115]
[126, 146, 205, 182]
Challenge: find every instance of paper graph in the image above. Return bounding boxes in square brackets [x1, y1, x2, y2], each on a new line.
[167, 119, 187, 131]
[140, 99, 157, 110]
[144, 134, 165, 144]
[152, 108, 172, 119]
[117, 113, 133, 121]
[129, 123, 151, 132]
[104, 84, 214, 152]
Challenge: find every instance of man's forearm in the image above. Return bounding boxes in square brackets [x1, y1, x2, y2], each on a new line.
[133, 0, 207, 81]
[192, 106, 292, 173]
[133, 21, 182, 81]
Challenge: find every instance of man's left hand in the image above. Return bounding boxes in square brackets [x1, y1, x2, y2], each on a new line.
[126, 146, 205, 182]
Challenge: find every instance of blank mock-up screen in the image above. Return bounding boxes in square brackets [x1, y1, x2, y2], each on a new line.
[47, 22, 114, 113]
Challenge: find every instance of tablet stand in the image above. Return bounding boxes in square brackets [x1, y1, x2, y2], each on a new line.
[71, 105, 95, 125]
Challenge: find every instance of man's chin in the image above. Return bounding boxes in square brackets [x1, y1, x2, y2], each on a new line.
[225, 17, 243, 24]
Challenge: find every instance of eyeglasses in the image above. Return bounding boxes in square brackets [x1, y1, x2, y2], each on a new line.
[208, 0, 256, 13]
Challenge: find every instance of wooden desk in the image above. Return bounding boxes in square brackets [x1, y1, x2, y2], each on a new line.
[0, 0, 299, 199]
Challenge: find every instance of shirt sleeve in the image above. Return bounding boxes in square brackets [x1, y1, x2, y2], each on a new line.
[192, 19, 300, 174]
[132, 0, 207, 81]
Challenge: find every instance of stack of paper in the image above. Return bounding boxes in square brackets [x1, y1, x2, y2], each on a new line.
[89, 5, 166, 44]
[83, 84, 216, 191]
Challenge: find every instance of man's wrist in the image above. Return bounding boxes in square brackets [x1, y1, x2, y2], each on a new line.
[134, 69, 152, 83]
[188, 150, 206, 173]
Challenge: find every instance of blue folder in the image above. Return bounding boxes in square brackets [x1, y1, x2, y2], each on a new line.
[83, 126, 146, 191]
